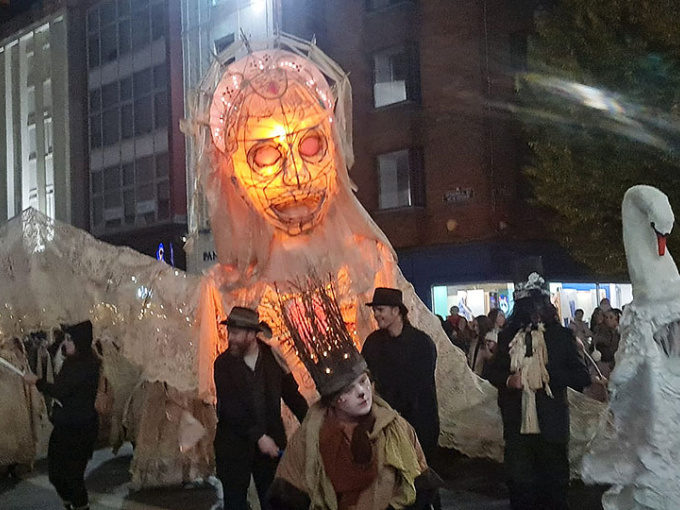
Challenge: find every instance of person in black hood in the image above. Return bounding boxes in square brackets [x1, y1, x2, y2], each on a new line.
[24, 320, 100, 510]
[483, 274, 591, 510]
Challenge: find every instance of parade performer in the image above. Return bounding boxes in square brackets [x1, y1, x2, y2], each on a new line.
[362, 287, 439, 460]
[24, 321, 100, 510]
[214, 306, 307, 510]
[267, 278, 441, 510]
[582, 186, 680, 509]
[484, 273, 591, 510]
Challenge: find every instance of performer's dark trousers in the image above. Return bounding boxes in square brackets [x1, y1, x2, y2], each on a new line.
[48, 420, 98, 508]
[215, 426, 278, 510]
[504, 434, 570, 510]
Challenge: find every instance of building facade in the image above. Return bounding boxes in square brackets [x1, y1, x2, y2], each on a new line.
[85, 0, 187, 266]
[0, 1, 89, 229]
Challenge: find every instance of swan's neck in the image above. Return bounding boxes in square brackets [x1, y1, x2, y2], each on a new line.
[623, 207, 680, 301]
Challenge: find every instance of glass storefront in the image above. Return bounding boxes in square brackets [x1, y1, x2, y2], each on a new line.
[432, 281, 633, 325]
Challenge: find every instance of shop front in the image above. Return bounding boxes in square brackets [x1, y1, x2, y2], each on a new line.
[431, 281, 632, 326]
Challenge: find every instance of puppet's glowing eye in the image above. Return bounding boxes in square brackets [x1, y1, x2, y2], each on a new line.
[253, 145, 282, 168]
[299, 135, 322, 157]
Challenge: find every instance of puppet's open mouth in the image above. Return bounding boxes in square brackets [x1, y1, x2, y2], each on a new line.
[271, 192, 325, 222]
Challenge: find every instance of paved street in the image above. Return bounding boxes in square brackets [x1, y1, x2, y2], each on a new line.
[1, 445, 604, 509]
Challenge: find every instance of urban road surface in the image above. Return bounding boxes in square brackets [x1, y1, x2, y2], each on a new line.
[1, 444, 607, 509]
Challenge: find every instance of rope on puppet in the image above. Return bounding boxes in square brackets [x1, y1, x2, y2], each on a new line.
[509, 324, 553, 434]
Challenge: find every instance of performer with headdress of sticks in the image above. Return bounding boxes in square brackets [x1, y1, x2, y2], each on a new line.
[267, 275, 441, 510]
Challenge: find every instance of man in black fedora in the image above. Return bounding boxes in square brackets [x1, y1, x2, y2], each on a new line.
[213, 306, 308, 510]
[362, 288, 440, 461]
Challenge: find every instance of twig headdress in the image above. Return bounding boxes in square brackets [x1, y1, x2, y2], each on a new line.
[278, 275, 366, 397]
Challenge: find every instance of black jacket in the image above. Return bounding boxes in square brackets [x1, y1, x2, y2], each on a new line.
[214, 341, 308, 448]
[484, 322, 591, 443]
[362, 323, 440, 455]
[36, 353, 100, 427]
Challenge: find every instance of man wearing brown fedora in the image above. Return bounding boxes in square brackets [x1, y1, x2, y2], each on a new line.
[362, 288, 440, 462]
[213, 306, 308, 510]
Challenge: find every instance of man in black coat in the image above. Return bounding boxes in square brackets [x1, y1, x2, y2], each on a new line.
[25, 320, 100, 510]
[362, 287, 440, 460]
[214, 307, 308, 510]
[484, 276, 591, 510]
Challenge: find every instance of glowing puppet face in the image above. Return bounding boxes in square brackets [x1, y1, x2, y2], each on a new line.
[210, 51, 338, 236]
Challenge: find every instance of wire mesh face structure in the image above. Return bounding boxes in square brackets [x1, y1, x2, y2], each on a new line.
[210, 50, 338, 236]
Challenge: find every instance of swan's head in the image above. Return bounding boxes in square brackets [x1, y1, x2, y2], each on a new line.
[623, 185, 674, 256]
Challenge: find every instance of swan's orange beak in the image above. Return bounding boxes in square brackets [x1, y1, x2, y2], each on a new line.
[657, 232, 667, 256]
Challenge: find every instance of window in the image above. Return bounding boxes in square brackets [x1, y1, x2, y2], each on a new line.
[87, 9, 100, 33]
[90, 114, 102, 148]
[373, 44, 420, 108]
[88, 35, 100, 69]
[154, 91, 167, 128]
[120, 76, 132, 100]
[42, 81, 52, 110]
[28, 124, 37, 159]
[121, 103, 134, 139]
[377, 148, 424, 209]
[151, 2, 165, 40]
[103, 108, 120, 146]
[367, 0, 415, 10]
[153, 64, 166, 90]
[132, 11, 150, 48]
[133, 69, 152, 97]
[119, 19, 131, 56]
[100, 23, 118, 63]
[90, 89, 102, 112]
[118, 0, 130, 16]
[102, 82, 119, 109]
[214, 33, 235, 55]
[155, 152, 169, 177]
[92, 170, 103, 194]
[134, 99, 152, 135]
[100, 1, 117, 24]
[44, 117, 53, 154]
[135, 155, 154, 184]
[27, 87, 36, 116]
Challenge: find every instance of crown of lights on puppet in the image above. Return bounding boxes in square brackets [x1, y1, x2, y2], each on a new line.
[513, 272, 550, 300]
[209, 49, 334, 154]
[278, 276, 366, 397]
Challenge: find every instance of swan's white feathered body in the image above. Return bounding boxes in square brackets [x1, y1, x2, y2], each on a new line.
[582, 185, 680, 509]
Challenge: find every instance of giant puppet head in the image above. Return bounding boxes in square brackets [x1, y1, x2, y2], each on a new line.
[189, 36, 391, 287]
[209, 49, 338, 236]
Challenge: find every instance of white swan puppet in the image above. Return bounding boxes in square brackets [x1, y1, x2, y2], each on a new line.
[582, 185, 680, 509]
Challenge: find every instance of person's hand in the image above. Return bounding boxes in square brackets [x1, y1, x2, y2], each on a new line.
[23, 373, 39, 385]
[257, 434, 280, 458]
[506, 372, 523, 390]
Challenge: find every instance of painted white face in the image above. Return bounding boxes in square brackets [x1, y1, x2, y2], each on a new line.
[371, 305, 401, 331]
[62, 337, 76, 357]
[335, 372, 373, 418]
